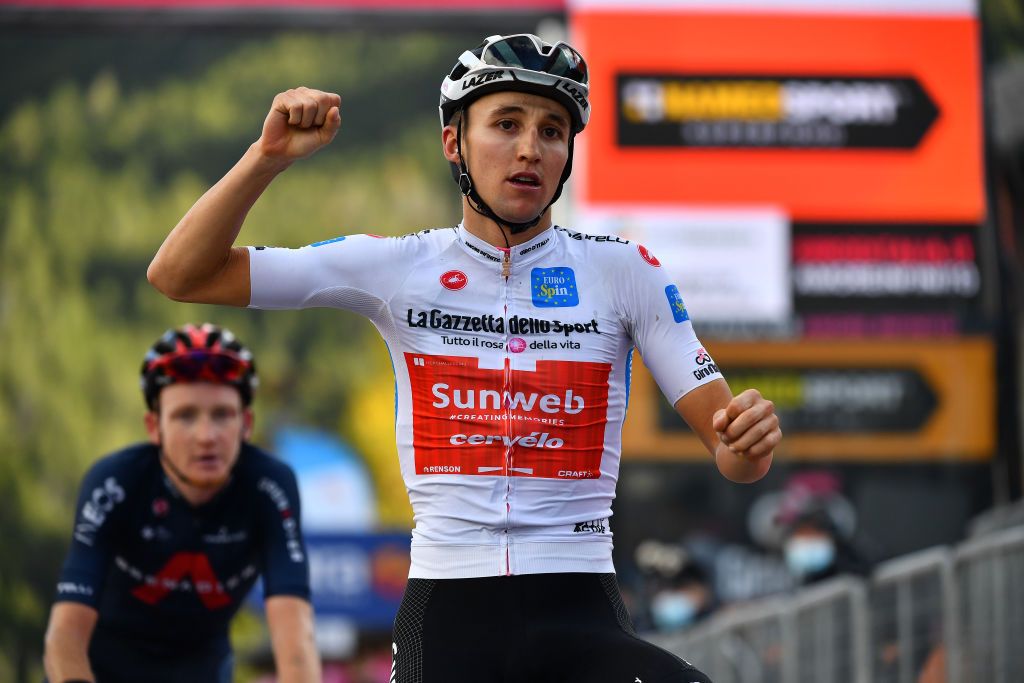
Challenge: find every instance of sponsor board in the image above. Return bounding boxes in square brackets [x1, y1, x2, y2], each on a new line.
[618, 74, 938, 149]
[621, 339, 994, 461]
[405, 353, 611, 478]
[574, 10, 984, 222]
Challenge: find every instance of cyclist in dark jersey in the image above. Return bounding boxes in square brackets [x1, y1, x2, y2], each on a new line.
[43, 324, 321, 683]
[147, 35, 783, 683]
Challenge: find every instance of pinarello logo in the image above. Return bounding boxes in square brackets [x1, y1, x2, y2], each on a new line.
[440, 270, 468, 290]
[152, 498, 169, 517]
[508, 337, 527, 353]
[638, 245, 661, 267]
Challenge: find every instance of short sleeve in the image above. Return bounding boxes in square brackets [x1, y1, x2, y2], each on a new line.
[248, 233, 421, 320]
[612, 243, 724, 406]
[254, 464, 311, 600]
[54, 459, 130, 607]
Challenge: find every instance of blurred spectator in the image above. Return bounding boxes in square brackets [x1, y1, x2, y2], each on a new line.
[770, 471, 871, 585]
[634, 540, 717, 634]
[780, 506, 869, 584]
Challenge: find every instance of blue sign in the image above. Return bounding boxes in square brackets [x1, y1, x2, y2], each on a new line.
[250, 532, 410, 628]
[531, 267, 580, 307]
[665, 285, 690, 323]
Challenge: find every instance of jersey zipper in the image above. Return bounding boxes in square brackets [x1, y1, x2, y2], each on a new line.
[500, 247, 513, 576]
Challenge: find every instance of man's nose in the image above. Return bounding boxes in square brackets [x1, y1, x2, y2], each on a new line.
[517, 129, 541, 162]
[195, 415, 218, 442]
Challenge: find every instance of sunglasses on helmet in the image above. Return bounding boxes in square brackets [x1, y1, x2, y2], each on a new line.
[454, 34, 589, 86]
[147, 350, 250, 384]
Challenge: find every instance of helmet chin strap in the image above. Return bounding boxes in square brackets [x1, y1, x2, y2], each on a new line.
[455, 109, 573, 237]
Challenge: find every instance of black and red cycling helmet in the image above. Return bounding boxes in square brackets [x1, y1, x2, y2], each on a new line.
[140, 323, 257, 410]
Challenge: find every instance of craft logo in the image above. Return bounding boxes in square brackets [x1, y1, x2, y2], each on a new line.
[665, 285, 690, 323]
[638, 244, 661, 267]
[440, 270, 468, 291]
[618, 74, 939, 149]
[532, 267, 580, 307]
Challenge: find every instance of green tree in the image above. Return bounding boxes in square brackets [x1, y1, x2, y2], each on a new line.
[0, 30, 473, 681]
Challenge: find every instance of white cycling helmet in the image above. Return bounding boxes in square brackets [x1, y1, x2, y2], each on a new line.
[439, 33, 590, 134]
[439, 34, 591, 233]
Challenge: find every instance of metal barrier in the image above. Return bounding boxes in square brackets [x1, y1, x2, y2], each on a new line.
[650, 522, 1024, 683]
[869, 546, 956, 683]
[650, 577, 869, 683]
[953, 525, 1024, 683]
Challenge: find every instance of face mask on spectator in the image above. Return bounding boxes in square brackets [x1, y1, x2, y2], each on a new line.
[784, 537, 836, 576]
[651, 591, 699, 631]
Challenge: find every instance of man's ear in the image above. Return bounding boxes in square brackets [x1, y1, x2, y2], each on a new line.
[242, 408, 255, 441]
[144, 411, 160, 445]
[442, 126, 461, 164]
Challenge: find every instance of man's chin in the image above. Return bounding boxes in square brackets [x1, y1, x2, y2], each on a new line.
[187, 470, 231, 490]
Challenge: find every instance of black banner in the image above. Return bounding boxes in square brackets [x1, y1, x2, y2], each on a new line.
[658, 367, 937, 433]
[617, 74, 939, 149]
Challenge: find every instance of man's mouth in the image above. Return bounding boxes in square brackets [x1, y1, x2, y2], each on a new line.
[508, 173, 541, 188]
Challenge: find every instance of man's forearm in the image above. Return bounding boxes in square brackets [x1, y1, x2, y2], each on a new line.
[44, 631, 95, 682]
[147, 144, 286, 303]
[266, 596, 322, 683]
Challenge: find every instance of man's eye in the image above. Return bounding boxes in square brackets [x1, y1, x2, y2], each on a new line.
[498, 120, 515, 130]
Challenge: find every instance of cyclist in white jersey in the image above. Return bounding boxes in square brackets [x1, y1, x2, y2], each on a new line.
[149, 33, 781, 683]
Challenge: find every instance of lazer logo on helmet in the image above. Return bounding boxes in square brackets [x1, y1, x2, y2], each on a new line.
[561, 81, 589, 110]
[462, 70, 506, 90]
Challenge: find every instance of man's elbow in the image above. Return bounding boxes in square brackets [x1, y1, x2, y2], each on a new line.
[147, 260, 194, 302]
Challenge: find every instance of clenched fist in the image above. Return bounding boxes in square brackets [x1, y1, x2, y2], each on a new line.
[257, 87, 342, 166]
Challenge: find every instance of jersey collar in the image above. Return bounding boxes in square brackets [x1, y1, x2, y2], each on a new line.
[457, 224, 557, 269]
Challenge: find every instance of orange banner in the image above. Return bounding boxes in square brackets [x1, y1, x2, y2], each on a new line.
[573, 11, 985, 223]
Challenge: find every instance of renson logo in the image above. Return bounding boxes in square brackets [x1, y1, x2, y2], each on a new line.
[431, 383, 584, 414]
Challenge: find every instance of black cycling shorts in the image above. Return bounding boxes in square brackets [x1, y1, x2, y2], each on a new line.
[391, 572, 712, 683]
[84, 626, 233, 683]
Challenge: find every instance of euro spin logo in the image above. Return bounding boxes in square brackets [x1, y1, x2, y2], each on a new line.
[531, 267, 579, 307]
[665, 285, 690, 323]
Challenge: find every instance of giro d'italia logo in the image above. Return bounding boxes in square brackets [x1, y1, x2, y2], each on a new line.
[440, 270, 468, 291]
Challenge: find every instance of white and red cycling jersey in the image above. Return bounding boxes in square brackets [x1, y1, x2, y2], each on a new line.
[248, 225, 722, 578]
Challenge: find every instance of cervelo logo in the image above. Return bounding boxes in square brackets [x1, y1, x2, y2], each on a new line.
[450, 431, 564, 449]
[431, 383, 585, 415]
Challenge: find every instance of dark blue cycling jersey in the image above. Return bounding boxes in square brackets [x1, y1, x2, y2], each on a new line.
[54, 442, 310, 682]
